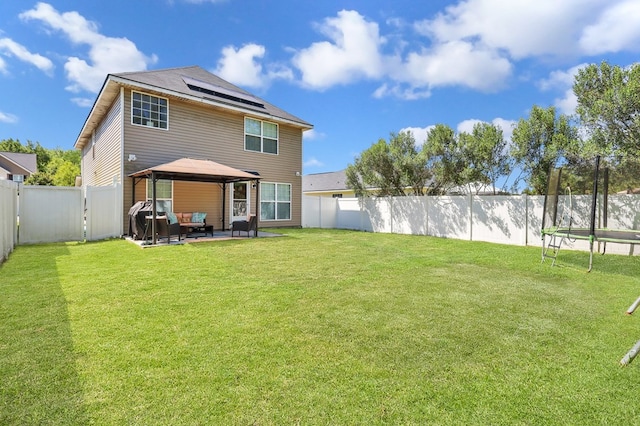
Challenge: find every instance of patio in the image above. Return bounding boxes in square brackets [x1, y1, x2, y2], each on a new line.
[126, 229, 283, 247]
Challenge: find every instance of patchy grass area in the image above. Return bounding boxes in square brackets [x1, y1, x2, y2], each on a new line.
[1, 229, 640, 424]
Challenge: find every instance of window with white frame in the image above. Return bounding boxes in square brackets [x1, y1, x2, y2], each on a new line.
[132, 91, 168, 129]
[147, 179, 173, 213]
[260, 182, 291, 221]
[245, 117, 278, 154]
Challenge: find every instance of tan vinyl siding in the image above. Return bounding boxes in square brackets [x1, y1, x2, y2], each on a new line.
[173, 181, 223, 229]
[122, 90, 303, 228]
[82, 95, 122, 188]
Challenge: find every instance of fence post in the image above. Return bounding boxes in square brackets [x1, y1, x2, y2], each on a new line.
[469, 193, 473, 241]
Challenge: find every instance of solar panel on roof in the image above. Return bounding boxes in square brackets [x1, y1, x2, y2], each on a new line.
[182, 75, 265, 108]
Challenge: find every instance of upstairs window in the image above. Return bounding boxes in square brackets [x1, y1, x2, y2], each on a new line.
[245, 117, 278, 154]
[132, 91, 168, 129]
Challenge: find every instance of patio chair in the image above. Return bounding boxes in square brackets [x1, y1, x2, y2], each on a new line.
[231, 214, 257, 237]
[154, 216, 181, 242]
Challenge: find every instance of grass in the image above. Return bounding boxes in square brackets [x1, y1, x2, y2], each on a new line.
[1, 228, 640, 425]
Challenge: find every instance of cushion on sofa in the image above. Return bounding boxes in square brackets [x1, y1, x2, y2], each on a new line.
[166, 212, 178, 224]
[176, 212, 192, 223]
[192, 212, 207, 223]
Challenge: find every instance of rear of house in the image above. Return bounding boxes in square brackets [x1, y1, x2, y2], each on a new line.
[74, 66, 313, 235]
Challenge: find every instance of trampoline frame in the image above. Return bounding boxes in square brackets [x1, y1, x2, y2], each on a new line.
[541, 156, 640, 271]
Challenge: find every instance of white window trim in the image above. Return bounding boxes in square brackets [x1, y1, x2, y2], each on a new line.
[146, 179, 173, 213]
[244, 117, 279, 155]
[131, 90, 169, 130]
[260, 182, 291, 221]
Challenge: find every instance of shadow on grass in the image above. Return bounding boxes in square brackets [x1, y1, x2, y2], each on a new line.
[0, 244, 88, 424]
[546, 246, 640, 277]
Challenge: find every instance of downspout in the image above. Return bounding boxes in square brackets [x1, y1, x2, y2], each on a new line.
[152, 171, 157, 245]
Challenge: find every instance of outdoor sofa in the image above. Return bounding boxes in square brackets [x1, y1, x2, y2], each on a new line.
[166, 212, 213, 238]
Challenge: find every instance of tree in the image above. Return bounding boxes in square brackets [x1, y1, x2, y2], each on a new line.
[510, 105, 578, 194]
[465, 122, 511, 194]
[422, 124, 467, 194]
[573, 61, 640, 159]
[345, 132, 430, 197]
[1, 138, 79, 186]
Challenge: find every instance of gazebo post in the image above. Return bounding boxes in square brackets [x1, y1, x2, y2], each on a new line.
[221, 182, 227, 231]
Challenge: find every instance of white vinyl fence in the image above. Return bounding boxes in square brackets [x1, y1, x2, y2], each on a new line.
[303, 194, 640, 255]
[16, 184, 122, 245]
[0, 180, 18, 262]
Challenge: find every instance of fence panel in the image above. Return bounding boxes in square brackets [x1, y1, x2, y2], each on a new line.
[336, 198, 366, 230]
[86, 184, 122, 241]
[19, 186, 84, 244]
[392, 196, 428, 235]
[302, 194, 640, 255]
[427, 196, 471, 240]
[472, 195, 527, 245]
[0, 180, 18, 262]
[302, 195, 337, 229]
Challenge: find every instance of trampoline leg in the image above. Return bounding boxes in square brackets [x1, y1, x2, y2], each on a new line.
[588, 240, 594, 272]
[620, 339, 640, 366]
[627, 296, 640, 315]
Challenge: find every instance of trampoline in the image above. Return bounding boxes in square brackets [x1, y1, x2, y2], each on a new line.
[541, 156, 640, 271]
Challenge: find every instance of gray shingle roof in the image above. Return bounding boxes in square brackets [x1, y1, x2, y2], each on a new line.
[302, 170, 348, 192]
[112, 66, 312, 128]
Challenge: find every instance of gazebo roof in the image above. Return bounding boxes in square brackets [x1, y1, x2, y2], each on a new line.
[128, 158, 260, 183]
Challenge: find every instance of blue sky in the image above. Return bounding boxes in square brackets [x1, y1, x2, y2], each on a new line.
[1, 0, 639, 177]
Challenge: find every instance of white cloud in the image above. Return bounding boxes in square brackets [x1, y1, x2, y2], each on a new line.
[456, 119, 482, 134]
[538, 64, 586, 115]
[0, 37, 54, 75]
[399, 126, 434, 146]
[457, 118, 515, 141]
[399, 40, 512, 92]
[0, 56, 6, 74]
[491, 118, 516, 143]
[579, 0, 640, 54]
[415, 0, 603, 59]
[70, 97, 94, 107]
[0, 111, 19, 123]
[303, 129, 325, 141]
[373, 83, 431, 100]
[291, 9, 513, 99]
[292, 10, 385, 90]
[304, 157, 324, 168]
[20, 2, 157, 93]
[214, 43, 292, 89]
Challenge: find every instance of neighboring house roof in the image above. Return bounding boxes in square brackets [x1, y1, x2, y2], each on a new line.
[0, 152, 37, 175]
[302, 170, 349, 193]
[75, 65, 313, 150]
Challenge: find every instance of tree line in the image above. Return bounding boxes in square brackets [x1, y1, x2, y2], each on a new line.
[346, 61, 640, 196]
[0, 138, 80, 186]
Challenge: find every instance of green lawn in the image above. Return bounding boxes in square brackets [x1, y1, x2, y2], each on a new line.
[1, 229, 640, 425]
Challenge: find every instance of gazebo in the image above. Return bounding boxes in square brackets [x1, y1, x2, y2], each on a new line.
[129, 158, 261, 244]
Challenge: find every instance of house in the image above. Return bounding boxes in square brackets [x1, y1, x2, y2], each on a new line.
[0, 152, 37, 183]
[302, 170, 354, 198]
[74, 66, 313, 235]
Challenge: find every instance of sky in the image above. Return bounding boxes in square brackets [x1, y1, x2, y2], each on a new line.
[1, 0, 639, 178]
